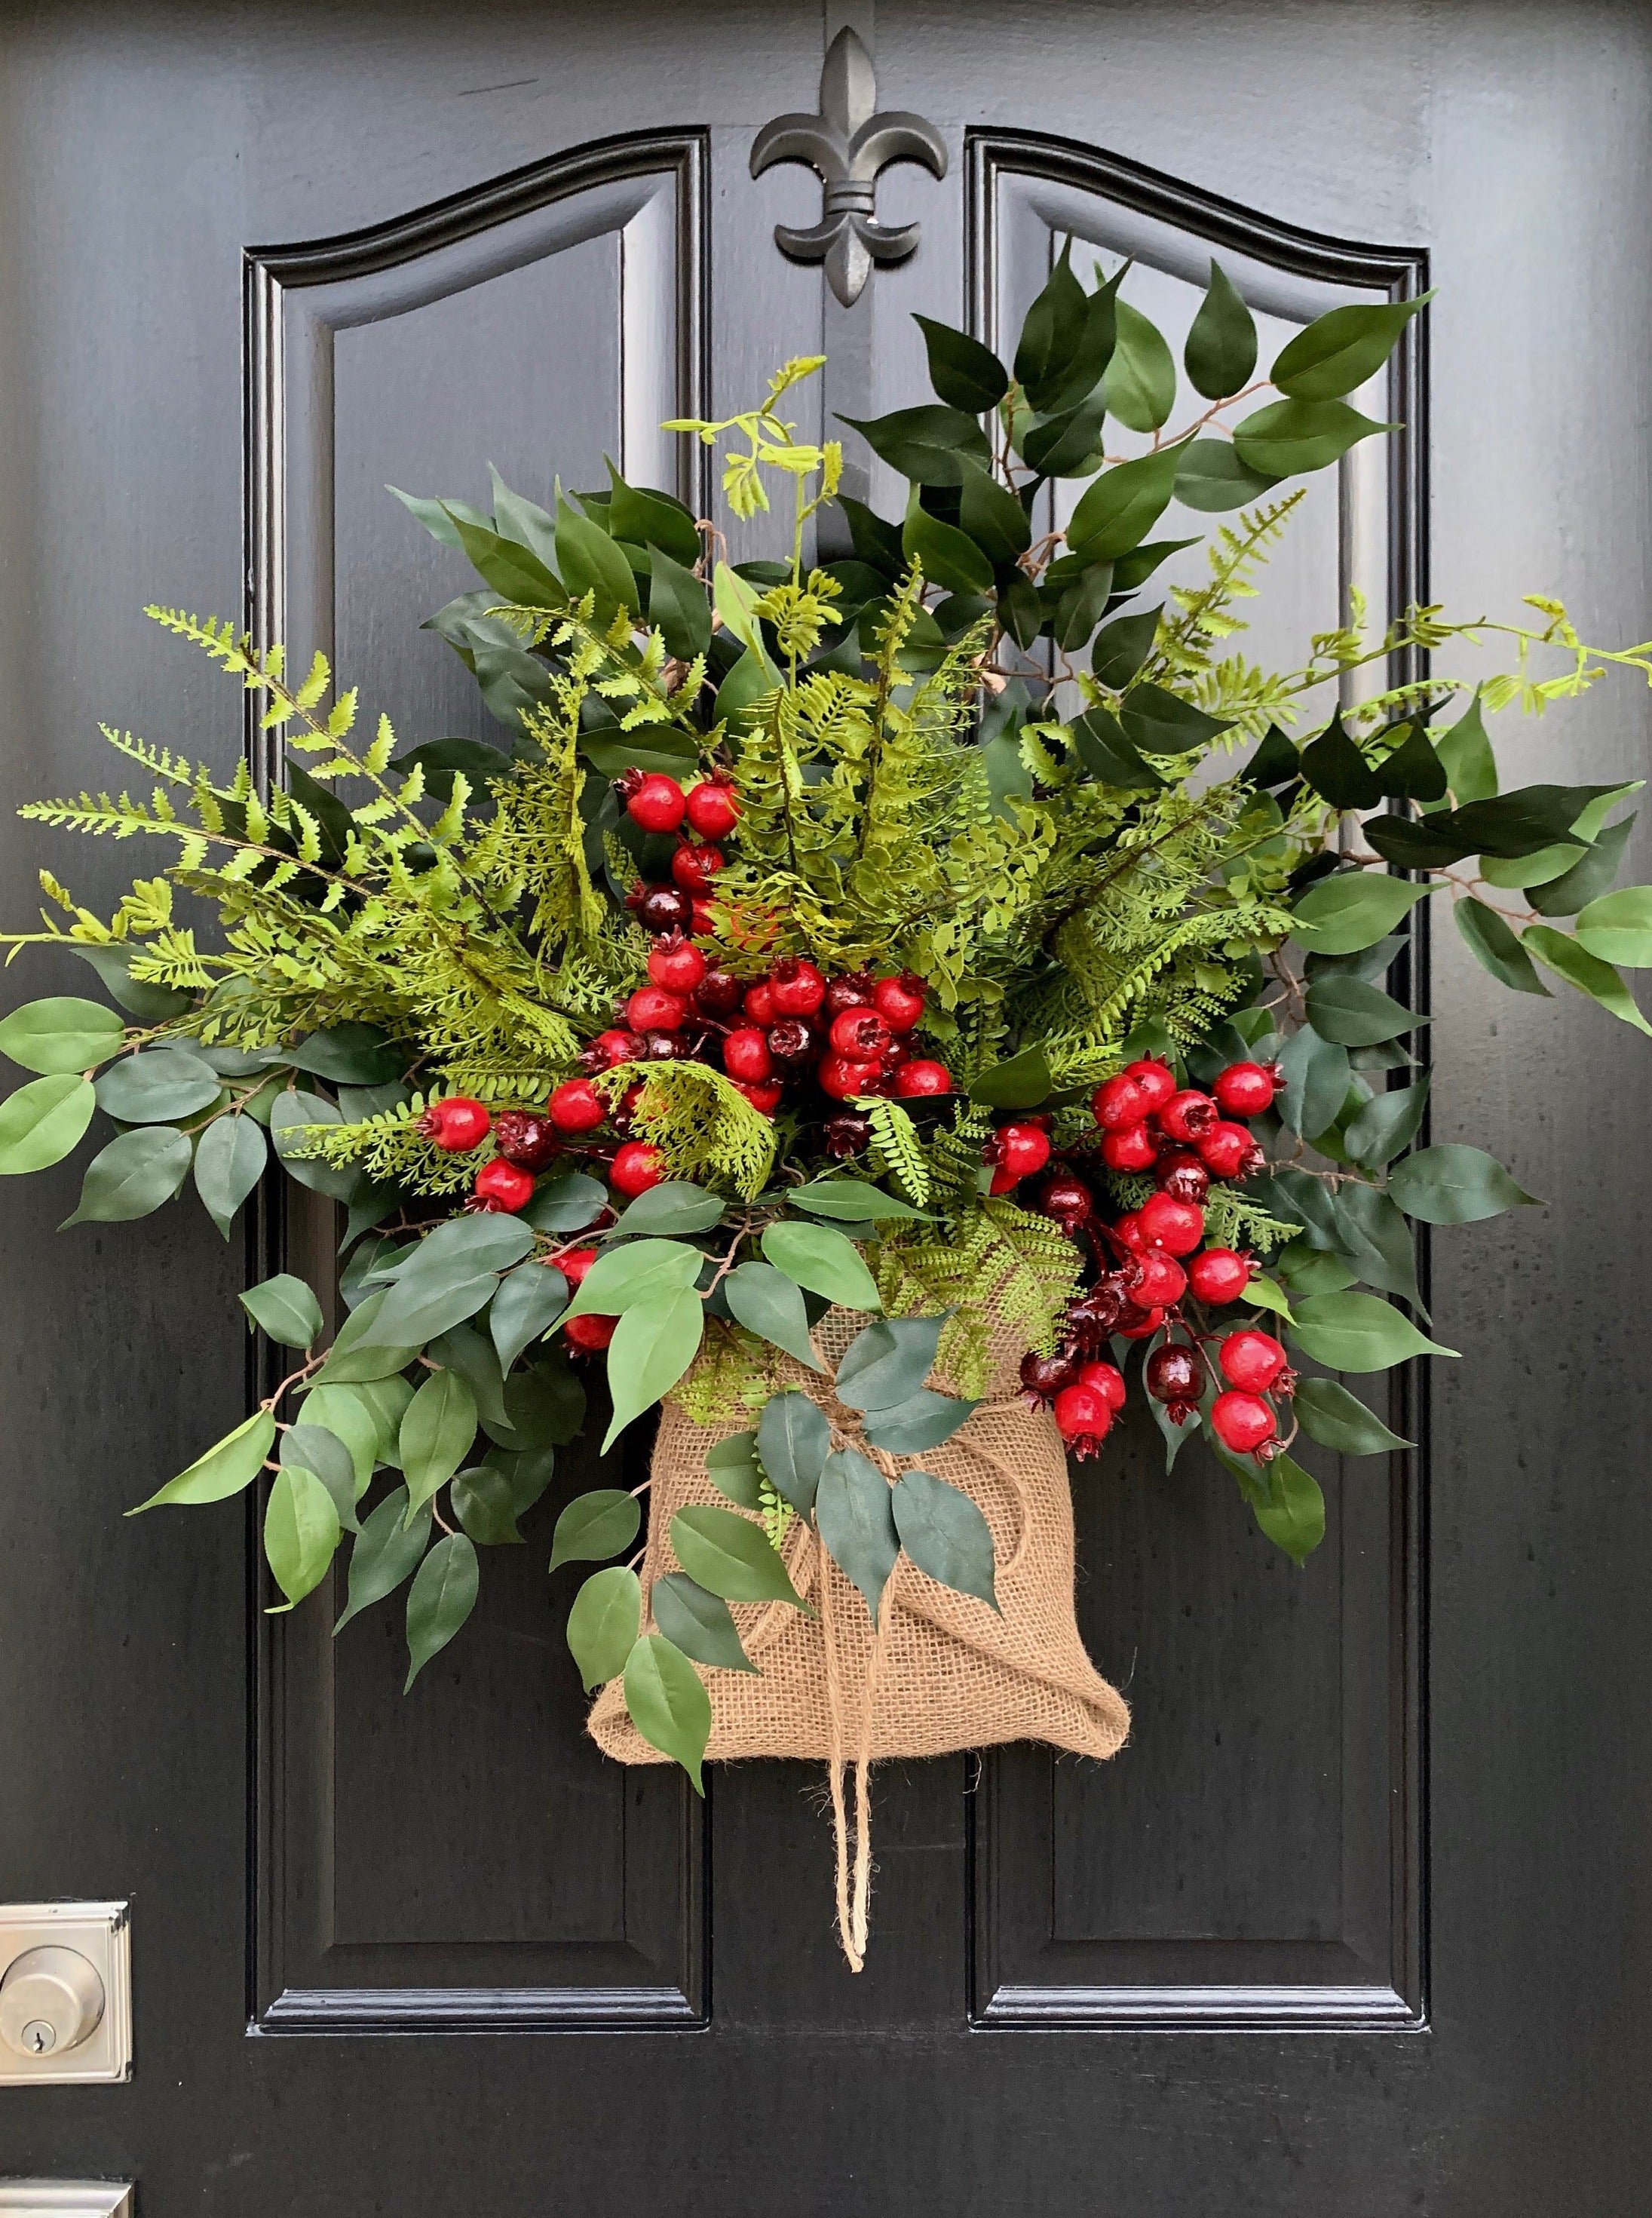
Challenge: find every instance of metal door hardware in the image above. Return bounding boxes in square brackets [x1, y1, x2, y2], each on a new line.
[0, 2188, 133, 2215]
[0, 1907, 130, 2086]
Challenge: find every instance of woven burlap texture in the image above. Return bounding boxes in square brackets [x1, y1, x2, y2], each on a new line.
[588, 1305, 1129, 1961]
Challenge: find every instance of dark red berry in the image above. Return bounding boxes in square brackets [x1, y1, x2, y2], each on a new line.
[1021, 1348, 1081, 1407]
[636, 884, 693, 935]
[823, 971, 876, 1017]
[685, 776, 740, 839]
[470, 1158, 535, 1213]
[647, 934, 706, 993]
[1145, 1343, 1202, 1422]
[611, 1140, 666, 1198]
[670, 841, 723, 893]
[893, 1059, 952, 1099]
[769, 956, 827, 1017]
[1188, 1248, 1252, 1305]
[1214, 1060, 1283, 1118]
[1037, 1174, 1094, 1229]
[1198, 1121, 1265, 1180]
[1211, 1388, 1277, 1456]
[870, 972, 926, 1032]
[823, 1110, 872, 1158]
[548, 1078, 606, 1134]
[643, 1030, 689, 1060]
[492, 1110, 559, 1173]
[1137, 1192, 1206, 1256]
[694, 966, 744, 1017]
[1123, 1058, 1177, 1114]
[722, 1026, 774, 1082]
[589, 1027, 645, 1068]
[766, 1018, 817, 1067]
[1102, 1122, 1158, 1172]
[1219, 1329, 1289, 1392]
[1066, 1284, 1126, 1347]
[418, 1096, 492, 1152]
[1157, 1089, 1218, 1143]
[626, 984, 689, 1033]
[829, 1006, 891, 1059]
[1154, 1149, 1209, 1204]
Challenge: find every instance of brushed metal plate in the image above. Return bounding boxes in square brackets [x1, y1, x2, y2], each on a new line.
[0, 1906, 130, 2085]
[0, 2188, 133, 2215]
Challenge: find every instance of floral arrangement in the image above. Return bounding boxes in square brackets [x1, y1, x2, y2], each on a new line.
[4, 250, 1649, 1797]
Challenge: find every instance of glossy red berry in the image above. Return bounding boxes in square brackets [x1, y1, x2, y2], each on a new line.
[636, 884, 693, 935]
[893, 1059, 952, 1099]
[1198, 1121, 1265, 1180]
[1131, 1248, 1188, 1308]
[743, 981, 779, 1026]
[1219, 1329, 1289, 1392]
[769, 957, 827, 1017]
[1102, 1121, 1158, 1173]
[829, 1006, 891, 1059]
[1093, 1072, 1149, 1130]
[1210, 1388, 1277, 1456]
[548, 1078, 606, 1134]
[1154, 1149, 1209, 1204]
[1077, 1359, 1128, 1411]
[1157, 1088, 1218, 1143]
[470, 1158, 535, 1213]
[823, 1110, 872, 1157]
[492, 1110, 559, 1173]
[1117, 1303, 1166, 1340]
[626, 984, 689, 1034]
[1053, 1380, 1114, 1459]
[722, 1026, 774, 1083]
[418, 1096, 492, 1152]
[1137, 1192, 1205, 1257]
[1188, 1248, 1252, 1305]
[588, 1028, 645, 1069]
[817, 1052, 880, 1101]
[1123, 1057, 1177, 1114]
[647, 934, 706, 993]
[870, 972, 926, 1032]
[643, 1031, 689, 1061]
[1021, 1348, 1081, 1407]
[766, 1018, 817, 1067]
[685, 776, 740, 839]
[694, 967, 744, 1017]
[1112, 1211, 1147, 1252]
[621, 771, 686, 833]
[556, 1247, 599, 1288]
[1067, 1284, 1127, 1345]
[823, 971, 876, 1017]
[731, 1078, 783, 1115]
[610, 1140, 666, 1198]
[1145, 1343, 1202, 1417]
[1214, 1060, 1283, 1118]
[1037, 1174, 1094, 1229]
[691, 897, 718, 938]
[988, 1123, 1053, 1183]
[670, 841, 723, 893]
[563, 1311, 618, 1353]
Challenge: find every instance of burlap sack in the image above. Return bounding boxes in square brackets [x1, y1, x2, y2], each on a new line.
[588, 1306, 1129, 1965]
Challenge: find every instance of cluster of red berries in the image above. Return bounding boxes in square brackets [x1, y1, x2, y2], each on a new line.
[1015, 1056, 1295, 1463]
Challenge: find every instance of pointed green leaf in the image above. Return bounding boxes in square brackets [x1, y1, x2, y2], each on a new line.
[1184, 259, 1258, 400]
[399, 1368, 477, 1518]
[903, 489, 995, 595]
[789, 1180, 929, 1223]
[1293, 1376, 1411, 1456]
[567, 1565, 642, 1690]
[555, 492, 638, 616]
[263, 1465, 341, 1612]
[281, 1421, 362, 1532]
[1234, 397, 1393, 477]
[1574, 885, 1652, 968]
[1067, 446, 1180, 563]
[1387, 1143, 1540, 1225]
[861, 1388, 978, 1454]
[312, 1288, 421, 1384]
[1270, 293, 1430, 400]
[704, 1429, 764, 1510]
[1289, 1289, 1457, 1371]
[404, 1532, 480, 1689]
[240, 1272, 325, 1350]
[834, 1315, 947, 1412]
[670, 1503, 805, 1606]
[756, 1391, 829, 1516]
[1173, 437, 1280, 512]
[1524, 925, 1652, 1034]
[193, 1113, 268, 1236]
[0, 1072, 96, 1174]
[760, 1221, 880, 1310]
[301, 1382, 388, 1492]
[1276, 1026, 1350, 1140]
[333, 1488, 432, 1633]
[815, 1450, 900, 1622]
[561, 1238, 703, 1320]
[0, 996, 124, 1075]
[1343, 1078, 1431, 1170]
[1292, 872, 1434, 953]
[651, 1571, 757, 1673]
[602, 1286, 704, 1450]
[489, 1259, 569, 1371]
[1304, 976, 1425, 1047]
[1102, 299, 1176, 432]
[892, 1469, 998, 1608]
[606, 462, 701, 565]
[724, 1261, 826, 1373]
[450, 1464, 523, 1546]
[130, 1408, 276, 1511]
[60, 1124, 190, 1227]
[914, 314, 1010, 413]
[613, 1181, 725, 1235]
[550, 1487, 641, 1573]
[1454, 896, 1550, 995]
[623, 1633, 711, 1791]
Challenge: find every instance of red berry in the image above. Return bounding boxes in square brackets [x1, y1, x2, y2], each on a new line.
[685, 777, 740, 839]
[610, 1140, 666, 1198]
[766, 1018, 817, 1067]
[817, 1052, 880, 1100]
[1037, 1174, 1094, 1229]
[731, 1077, 783, 1115]
[626, 984, 689, 1034]
[1102, 1121, 1158, 1172]
[418, 1095, 492, 1152]
[1210, 1388, 1277, 1456]
[829, 1006, 891, 1059]
[987, 1164, 1019, 1195]
[1020, 1348, 1080, 1407]
[647, 934, 706, 994]
[870, 972, 926, 1032]
[769, 957, 827, 1017]
[1157, 1089, 1218, 1143]
[691, 897, 717, 938]
[1112, 1211, 1147, 1251]
[1145, 1343, 1202, 1414]
[743, 981, 779, 1026]
[694, 967, 744, 1017]
[989, 1123, 1052, 1183]
[823, 971, 876, 1017]
[1077, 1359, 1127, 1411]
[1093, 1072, 1149, 1130]
[1214, 1060, 1282, 1118]
[1154, 1149, 1209, 1204]
[1219, 1329, 1289, 1392]
[547, 1078, 607, 1134]
[893, 1059, 952, 1099]
[636, 884, 693, 935]
[1052, 1380, 1114, 1459]
[557, 1247, 599, 1288]
[1198, 1121, 1265, 1180]
[1188, 1248, 1252, 1305]
[1123, 1057, 1177, 1114]
[1137, 1192, 1205, 1256]
[1131, 1248, 1188, 1307]
[563, 1311, 618, 1353]
[622, 772, 687, 834]
[823, 1110, 872, 1158]
[722, 1026, 774, 1082]
[471, 1158, 535, 1213]
[492, 1110, 559, 1173]
[588, 1027, 645, 1068]
[1117, 1303, 1166, 1340]
[670, 841, 723, 893]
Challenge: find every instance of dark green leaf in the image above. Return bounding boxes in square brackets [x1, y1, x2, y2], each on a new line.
[602, 1286, 704, 1450]
[1090, 607, 1161, 691]
[68, 943, 191, 1021]
[1184, 259, 1258, 399]
[1387, 1143, 1540, 1224]
[1304, 975, 1426, 1047]
[1292, 870, 1431, 953]
[1248, 1451, 1326, 1566]
[613, 1180, 725, 1235]
[1233, 397, 1393, 476]
[903, 489, 995, 595]
[623, 1632, 710, 1790]
[967, 1043, 1053, 1110]
[1019, 389, 1109, 479]
[94, 1045, 220, 1123]
[388, 483, 490, 549]
[606, 462, 701, 566]
[892, 1468, 998, 1606]
[192, 1113, 268, 1236]
[404, 1532, 480, 1689]
[498, 1348, 586, 1450]
[862, 1388, 979, 1453]
[1531, 816, 1637, 918]
[651, 1571, 756, 1673]
[838, 405, 992, 485]
[556, 492, 639, 617]
[282, 1421, 361, 1534]
[670, 1503, 805, 1606]
[725, 1261, 826, 1373]
[1067, 446, 1180, 563]
[1294, 1376, 1411, 1456]
[756, 1391, 830, 1517]
[1271, 293, 1430, 400]
[400, 1369, 478, 1517]
[1364, 815, 1472, 870]
[486, 465, 559, 566]
[1102, 299, 1175, 432]
[1289, 1289, 1457, 1370]
[241, 1271, 324, 1349]
[285, 1023, 403, 1085]
[1433, 689, 1497, 804]
[549, 1487, 641, 1572]
[451, 1464, 524, 1546]
[1246, 723, 1301, 789]
[955, 461, 1031, 563]
[268, 1089, 357, 1201]
[334, 1489, 432, 1632]
[566, 1565, 641, 1690]
[646, 543, 714, 661]
[443, 508, 564, 608]
[1332, 1183, 1424, 1308]
[1454, 896, 1550, 995]
[312, 1288, 421, 1385]
[1448, 783, 1630, 858]
[130, 1408, 277, 1511]
[489, 1260, 568, 1372]
[834, 496, 905, 575]
[1173, 437, 1280, 512]
[913, 315, 1010, 413]
[835, 1315, 947, 1413]
[1375, 720, 1448, 804]
[522, 1171, 608, 1234]
[562, 1236, 703, 1320]
[1299, 711, 1381, 808]
[790, 1180, 927, 1223]
[60, 1124, 190, 1227]
[816, 1449, 900, 1621]
[1013, 244, 1088, 405]
[0, 995, 124, 1075]
[705, 1428, 764, 1510]
[1118, 684, 1232, 756]
[1343, 1077, 1430, 1168]
[1051, 562, 1116, 652]
[1276, 1026, 1351, 1140]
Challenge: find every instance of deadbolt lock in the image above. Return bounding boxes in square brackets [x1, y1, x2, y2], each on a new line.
[0, 1948, 106, 2060]
[0, 1904, 130, 2085]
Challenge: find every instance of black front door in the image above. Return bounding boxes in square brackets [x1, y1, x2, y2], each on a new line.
[2, 4, 1648, 2210]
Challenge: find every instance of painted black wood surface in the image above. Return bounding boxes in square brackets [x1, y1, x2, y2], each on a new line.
[1, 4, 1648, 2210]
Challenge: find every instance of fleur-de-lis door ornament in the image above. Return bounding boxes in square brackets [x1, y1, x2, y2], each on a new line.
[750, 26, 948, 307]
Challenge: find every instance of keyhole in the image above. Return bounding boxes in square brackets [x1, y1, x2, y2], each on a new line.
[23, 2021, 55, 2054]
